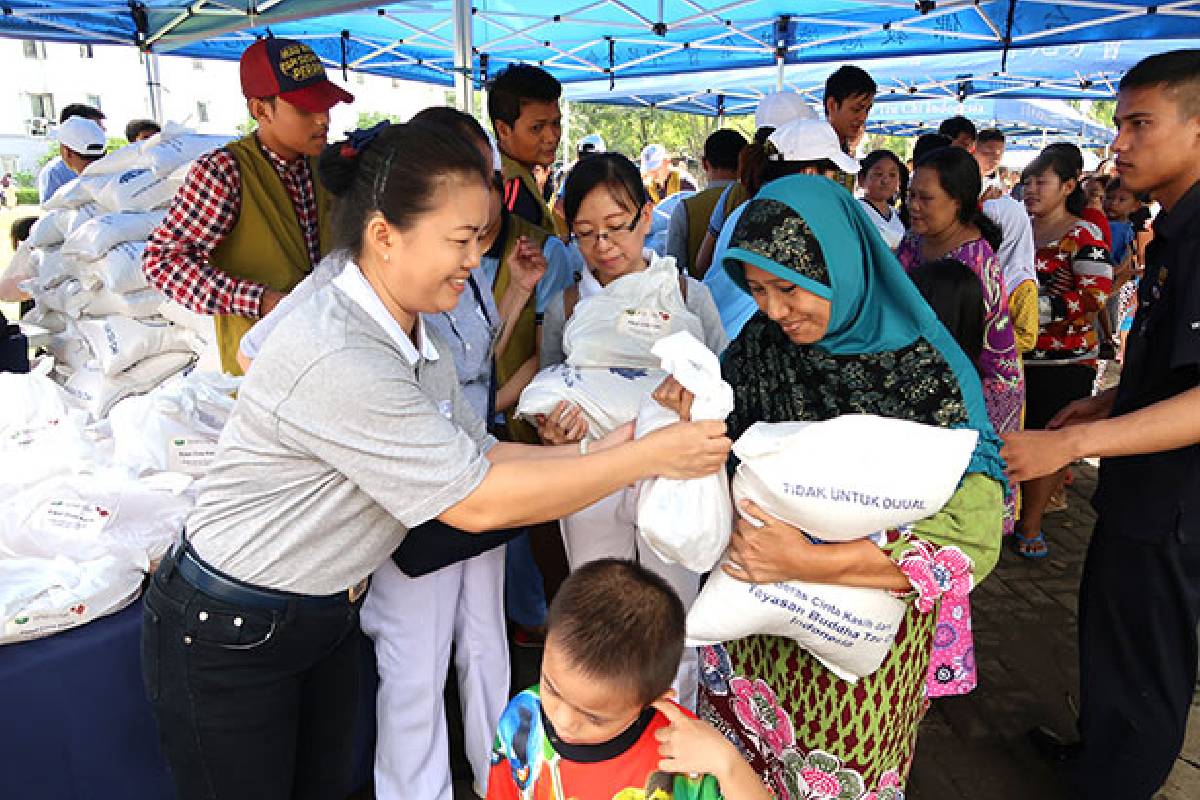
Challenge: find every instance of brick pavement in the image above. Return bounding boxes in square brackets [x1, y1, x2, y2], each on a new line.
[908, 464, 1200, 799]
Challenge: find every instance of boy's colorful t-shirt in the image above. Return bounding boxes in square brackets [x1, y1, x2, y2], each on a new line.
[487, 687, 724, 800]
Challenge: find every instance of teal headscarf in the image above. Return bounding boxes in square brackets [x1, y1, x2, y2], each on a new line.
[722, 175, 1007, 486]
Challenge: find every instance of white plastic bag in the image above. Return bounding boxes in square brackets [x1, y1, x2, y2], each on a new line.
[91, 168, 183, 213]
[76, 241, 149, 293]
[62, 211, 164, 260]
[686, 567, 907, 682]
[635, 332, 734, 572]
[109, 371, 239, 477]
[563, 256, 705, 369]
[730, 415, 978, 542]
[0, 554, 145, 644]
[61, 350, 195, 420]
[517, 364, 666, 438]
[1, 241, 35, 301]
[73, 315, 201, 376]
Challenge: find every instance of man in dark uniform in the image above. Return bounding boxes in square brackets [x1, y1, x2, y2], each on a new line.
[1001, 49, 1200, 799]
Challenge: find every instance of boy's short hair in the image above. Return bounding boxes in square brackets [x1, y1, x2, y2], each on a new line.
[10, 216, 37, 248]
[125, 118, 161, 142]
[1119, 49, 1200, 121]
[60, 103, 104, 124]
[703, 128, 748, 171]
[938, 115, 977, 142]
[977, 128, 1005, 145]
[824, 66, 877, 105]
[546, 558, 685, 705]
[913, 133, 952, 164]
[487, 64, 562, 127]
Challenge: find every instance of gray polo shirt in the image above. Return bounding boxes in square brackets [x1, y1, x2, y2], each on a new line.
[188, 262, 496, 595]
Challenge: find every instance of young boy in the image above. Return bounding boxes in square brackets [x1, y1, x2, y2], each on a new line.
[488, 559, 768, 800]
[488, 64, 565, 236]
[141, 38, 353, 375]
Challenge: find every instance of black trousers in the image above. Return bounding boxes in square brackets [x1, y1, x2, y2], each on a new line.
[141, 555, 363, 800]
[1074, 519, 1200, 799]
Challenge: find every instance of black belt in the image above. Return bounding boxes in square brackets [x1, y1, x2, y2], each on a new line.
[170, 540, 367, 611]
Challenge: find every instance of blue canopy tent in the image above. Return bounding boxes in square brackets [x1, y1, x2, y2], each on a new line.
[863, 98, 1114, 145]
[2, 1, 1198, 105]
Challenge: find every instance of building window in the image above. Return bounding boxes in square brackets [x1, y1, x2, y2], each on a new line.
[391, 78, 402, 89]
[356, 72, 366, 85]
[87, 94, 102, 111]
[30, 93, 55, 120]
[192, 59, 205, 71]
[196, 102, 210, 123]
[22, 40, 47, 60]
[80, 44, 94, 58]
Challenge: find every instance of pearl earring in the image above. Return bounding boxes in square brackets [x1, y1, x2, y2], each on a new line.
[383, 253, 391, 263]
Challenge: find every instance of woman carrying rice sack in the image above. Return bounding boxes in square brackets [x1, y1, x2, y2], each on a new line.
[536, 152, 727, 709]
[140, 122, 732, 800]
[655, 175, 1004, 797]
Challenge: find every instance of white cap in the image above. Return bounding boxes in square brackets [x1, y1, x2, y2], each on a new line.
[483, 130, 503, 172]
[57, 117, 106, 157]
[577, 133, 605, 155]
[767, 119, 860, 174]
[755, 92, 818, 130]
[640, 143, 668, 172]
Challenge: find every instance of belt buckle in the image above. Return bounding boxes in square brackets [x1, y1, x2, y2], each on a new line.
[347, 578, 368, 604]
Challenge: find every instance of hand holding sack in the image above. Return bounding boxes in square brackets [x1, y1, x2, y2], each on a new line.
[517, 364, 666, 438]
[686, 415, 978, 681]
[635, 332, 734, 572]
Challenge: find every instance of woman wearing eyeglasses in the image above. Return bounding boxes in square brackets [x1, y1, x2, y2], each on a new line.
[536, 152, 728, 710]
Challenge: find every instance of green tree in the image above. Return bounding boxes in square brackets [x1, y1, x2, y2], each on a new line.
[567, 103, 754, 167]
[356, 111, 405, 129]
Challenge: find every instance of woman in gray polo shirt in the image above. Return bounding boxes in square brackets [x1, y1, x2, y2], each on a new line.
[140, 122, 732, 800]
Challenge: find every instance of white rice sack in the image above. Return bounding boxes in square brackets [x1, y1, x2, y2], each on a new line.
[730, 415, 978, 542]
[686, 567, 907, 682]
[564, 256, 705, 369]
[0, 554, 144, 644]
[517, 363, 666, 438]
[110, 371, 239, 477]
[80, 140, 147, 178]
[635, 332, 734, 573]
[157, 300, 220, 373]
[44, 331, 95, 372]
[62, 210, 164, 260]
[27, 214, 66, 248]
[76, 241, 149, 293]
[73, 315, 201, 376]
[80, 286, 166, 319]
[1, 241, 35, 302]
[21, 305, 69, 334]
[57, 202, 102, 236]
[91, 168, 183, 213]
[143, 132, 229, 177]
[35, 277, 95, 318]
[61, 350, 195, 420]
[41, 175, 96, 210]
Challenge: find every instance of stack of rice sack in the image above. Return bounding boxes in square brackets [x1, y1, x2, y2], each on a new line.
[0, 365, 239, 644]
[19, 123, 231, 420]
[516, 257, 706, 438]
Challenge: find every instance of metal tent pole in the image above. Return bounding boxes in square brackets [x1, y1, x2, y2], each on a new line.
[452, 0, 474, 114]
[144, 52, 163, 124]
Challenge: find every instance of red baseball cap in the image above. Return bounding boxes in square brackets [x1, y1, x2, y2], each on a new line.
[240, 38, 354, 114]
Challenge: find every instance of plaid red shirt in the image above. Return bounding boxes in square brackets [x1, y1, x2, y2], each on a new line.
[142, 138, 320, 318]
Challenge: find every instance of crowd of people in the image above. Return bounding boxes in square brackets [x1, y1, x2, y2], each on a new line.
[5, 34, 1198, 800]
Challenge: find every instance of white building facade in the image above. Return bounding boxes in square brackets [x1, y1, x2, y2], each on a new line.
[2, 37, 445, 175]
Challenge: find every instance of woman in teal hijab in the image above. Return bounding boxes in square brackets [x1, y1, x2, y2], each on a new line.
[662, 175, 1004, 797]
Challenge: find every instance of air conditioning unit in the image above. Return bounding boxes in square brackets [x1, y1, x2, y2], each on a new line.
[26, 117, 50, 136]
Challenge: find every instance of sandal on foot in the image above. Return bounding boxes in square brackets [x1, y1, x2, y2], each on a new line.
[1013, 530, 1049, 559]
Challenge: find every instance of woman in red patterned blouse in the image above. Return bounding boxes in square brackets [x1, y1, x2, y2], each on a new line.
[1014, 146, 1113, 558]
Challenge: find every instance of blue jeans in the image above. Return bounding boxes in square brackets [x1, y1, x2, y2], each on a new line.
[141, 550, 363, 800]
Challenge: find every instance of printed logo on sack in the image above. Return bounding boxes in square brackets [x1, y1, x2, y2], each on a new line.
[13, 616, 29, 626]
[118, 169, 150, 184]
[608, 367, 648, 380]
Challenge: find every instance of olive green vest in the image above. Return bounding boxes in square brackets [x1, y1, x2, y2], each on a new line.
[682, 186, 726, 279]
[646, 170, 682, 204]
[211, 135, 332, 375]
[492, 214, 550, 444]
[501, 153, 564, 237]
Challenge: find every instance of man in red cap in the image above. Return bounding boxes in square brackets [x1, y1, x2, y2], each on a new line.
[142, 38, 353, 375]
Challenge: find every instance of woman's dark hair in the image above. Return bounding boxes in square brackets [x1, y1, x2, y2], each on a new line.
[319, 122, 490, 256]
[914, 146, 1003, 251]
[1021, 143, 1087, 217]
[858, 149, 909, 204]
[738, 140, 839, 197]
[909, 257, 985, 375]
[562, 152, 648, 227]
[410, 106, 490, 153]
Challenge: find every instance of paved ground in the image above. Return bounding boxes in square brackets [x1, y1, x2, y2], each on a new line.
[908, 464, 1200, 799]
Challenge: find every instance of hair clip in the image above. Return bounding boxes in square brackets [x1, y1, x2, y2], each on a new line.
[342, 120, 392, 159]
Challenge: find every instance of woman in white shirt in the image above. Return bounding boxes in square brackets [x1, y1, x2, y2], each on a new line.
[858, 149, 908, 250]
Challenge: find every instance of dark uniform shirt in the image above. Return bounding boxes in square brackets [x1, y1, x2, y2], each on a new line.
[1093, 180, 1200, 542]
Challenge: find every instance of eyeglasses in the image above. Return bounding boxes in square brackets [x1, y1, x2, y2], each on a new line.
[570, 205, 643, 249]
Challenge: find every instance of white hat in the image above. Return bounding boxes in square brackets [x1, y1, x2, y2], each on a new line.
[577, 133, 605, 155]
[640, 143, 668, 172]
[767, 119, 860, 174]
[755, 92, 819, 130]
[57, 117, 106, 157]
